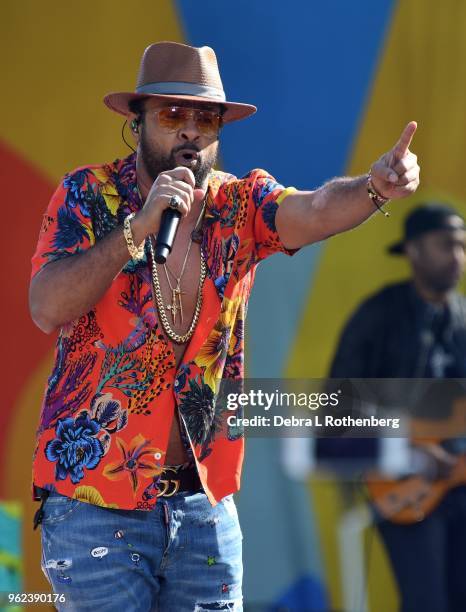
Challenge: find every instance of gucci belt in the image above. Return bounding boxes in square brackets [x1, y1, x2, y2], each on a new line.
[156, 464, 202, 498]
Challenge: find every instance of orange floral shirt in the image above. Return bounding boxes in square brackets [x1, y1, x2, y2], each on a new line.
[31, 152, 297, 510]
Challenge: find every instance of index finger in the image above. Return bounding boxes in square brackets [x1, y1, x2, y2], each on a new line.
[167, 166, 196, 188]
[392, 121, 417, 159]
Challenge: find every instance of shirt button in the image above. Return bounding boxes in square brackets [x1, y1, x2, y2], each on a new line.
[174, 380, 179, 387]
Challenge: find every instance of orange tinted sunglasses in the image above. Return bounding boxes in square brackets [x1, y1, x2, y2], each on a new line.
[151, 106, 222, 136]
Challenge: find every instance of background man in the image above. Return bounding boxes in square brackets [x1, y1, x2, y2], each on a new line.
[29, 41, 419, 609]
[330, 203, 466, 612]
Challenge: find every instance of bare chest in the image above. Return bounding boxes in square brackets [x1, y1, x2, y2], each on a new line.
[151, 231, 202, 366]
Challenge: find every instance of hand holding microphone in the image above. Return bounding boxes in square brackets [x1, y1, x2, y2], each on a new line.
[136, 167, 206, 263]
[154, 195, 183, 264]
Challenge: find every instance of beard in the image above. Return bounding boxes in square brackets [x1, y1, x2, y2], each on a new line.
[425, 270, 461, 294]
[139, 126, 218, 188]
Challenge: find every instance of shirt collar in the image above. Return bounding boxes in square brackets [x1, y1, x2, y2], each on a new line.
[100, 152, 141, 212]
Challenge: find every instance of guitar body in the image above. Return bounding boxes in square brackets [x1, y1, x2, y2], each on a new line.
[366, 401, 466, 524]
[366, 470, 455, 524]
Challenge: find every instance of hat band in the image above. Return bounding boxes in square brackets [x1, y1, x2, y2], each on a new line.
[136, 81, 226, 101]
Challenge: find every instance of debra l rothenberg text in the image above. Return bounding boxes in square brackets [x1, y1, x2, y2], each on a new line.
[227, 414, 401, 429]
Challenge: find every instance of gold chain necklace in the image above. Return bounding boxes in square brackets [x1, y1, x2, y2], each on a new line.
[137, 184, 207, 344]
[148, 236, 206, 344]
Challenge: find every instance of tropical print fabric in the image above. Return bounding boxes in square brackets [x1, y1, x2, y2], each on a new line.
[31, 152, 297, 510]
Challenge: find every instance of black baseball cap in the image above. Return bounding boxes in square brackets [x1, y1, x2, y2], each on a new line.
[387, 203, 465, 255]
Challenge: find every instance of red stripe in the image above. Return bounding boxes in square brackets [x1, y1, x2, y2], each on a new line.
[0, 141, 55, 494]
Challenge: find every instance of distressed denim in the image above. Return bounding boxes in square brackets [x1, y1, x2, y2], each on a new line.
[40, 490, 243, 611]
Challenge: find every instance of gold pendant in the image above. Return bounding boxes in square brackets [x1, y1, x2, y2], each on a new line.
[175, 286, 184, 324]
[166, 289, 179, 324]
[166, 286, 185, 324]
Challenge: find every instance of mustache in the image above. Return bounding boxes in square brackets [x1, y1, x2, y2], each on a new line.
[172, 143, 200, 154]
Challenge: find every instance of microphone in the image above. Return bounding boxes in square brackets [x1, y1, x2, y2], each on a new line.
[154, 208, 181, 264]
[154, 188, 206, 264]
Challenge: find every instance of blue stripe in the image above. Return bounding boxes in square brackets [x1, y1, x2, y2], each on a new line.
[176, 0, 396, 377]
[176, 0, 396, 606]
[136, 81, 226, 100]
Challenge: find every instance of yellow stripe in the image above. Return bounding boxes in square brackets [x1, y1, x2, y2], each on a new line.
[0, 0, 185, 182]
[276, 186, 297, 205]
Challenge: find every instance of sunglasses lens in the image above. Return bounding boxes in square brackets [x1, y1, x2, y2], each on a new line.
[157, 107, 220, 135]
[158, 107, 187, 131]
[194, 110, 221, 135]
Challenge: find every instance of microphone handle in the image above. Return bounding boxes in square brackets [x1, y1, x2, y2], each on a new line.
[154, 208, 182, 264]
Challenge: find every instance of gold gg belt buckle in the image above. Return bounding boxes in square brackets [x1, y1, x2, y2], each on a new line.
[156, 466, 181, 498]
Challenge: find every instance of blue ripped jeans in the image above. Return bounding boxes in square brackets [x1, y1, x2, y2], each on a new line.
[40, 490, 243, 611]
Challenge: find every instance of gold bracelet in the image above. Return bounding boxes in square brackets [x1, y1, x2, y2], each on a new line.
[123, 213, 145, 260]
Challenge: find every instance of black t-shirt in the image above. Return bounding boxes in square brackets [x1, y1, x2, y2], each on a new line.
[425, 305, 463, 378]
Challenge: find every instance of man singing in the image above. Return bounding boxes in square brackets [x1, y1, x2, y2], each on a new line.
[29, 41, 420, 610]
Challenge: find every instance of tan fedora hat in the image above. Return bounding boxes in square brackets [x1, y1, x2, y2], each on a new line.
[104, 41, 257, 124]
